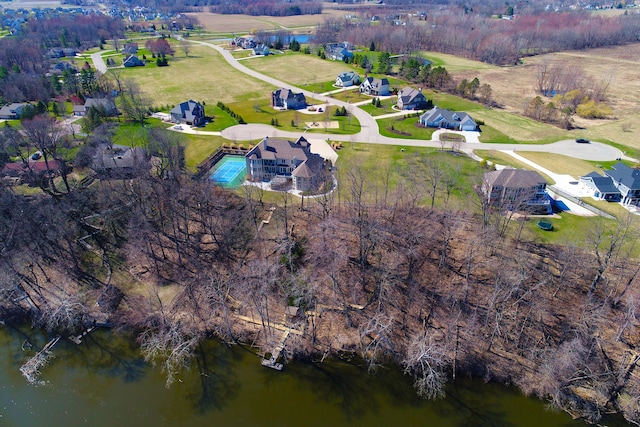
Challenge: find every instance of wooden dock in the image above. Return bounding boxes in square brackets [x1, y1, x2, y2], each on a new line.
[261, 329, 290, 371]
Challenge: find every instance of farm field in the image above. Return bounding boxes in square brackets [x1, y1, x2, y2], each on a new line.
[186, 10, 345, 33]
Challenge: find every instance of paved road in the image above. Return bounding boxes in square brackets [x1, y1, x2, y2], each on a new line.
[90, 51, 109, 74]
[190, 40, 624, 162]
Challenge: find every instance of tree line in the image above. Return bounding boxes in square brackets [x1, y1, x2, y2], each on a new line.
[316, 11, 640, 66]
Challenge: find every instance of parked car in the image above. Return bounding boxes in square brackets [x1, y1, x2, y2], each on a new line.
[575, 138, 590, 143]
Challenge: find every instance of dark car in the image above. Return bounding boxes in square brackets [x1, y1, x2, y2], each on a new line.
[575, 138, 590, 144]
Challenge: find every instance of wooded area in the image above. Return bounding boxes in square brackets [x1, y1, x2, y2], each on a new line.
[0, 149, 639, 423]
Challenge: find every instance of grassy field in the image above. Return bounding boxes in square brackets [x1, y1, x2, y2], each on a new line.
[183, 134, 226, 171]
[225, 99, 361, 134]
[241, 51, 358, 88]
[334, 143, 485, 211]
[377, 116, 436, 140]
[330, 89, 370, 103]
[360, 98, 398, 116]
[118, 45, 276, 107]
[451, 43, 640, 149]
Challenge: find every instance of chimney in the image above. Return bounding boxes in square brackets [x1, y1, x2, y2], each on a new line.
[263, 137, 268, 150]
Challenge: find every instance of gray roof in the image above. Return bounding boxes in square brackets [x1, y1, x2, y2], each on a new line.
[605, 162, 640, 190]
[337, 71, 357, 83]
[362, 77, 389, 90]
[246, 136, 312, 161]
[398, 87, 424, 104]
[591, 176, 621, 194]
[171, 100, 204, 122]
[92, 144, 145, 171]
[420, 107, 475, 125]
[273, 88, 306, 103]
[0, 103, 28, 118]
[85, 98, 117, 112]
[292, 154, 324, 178]
[484, 168, 546, 189]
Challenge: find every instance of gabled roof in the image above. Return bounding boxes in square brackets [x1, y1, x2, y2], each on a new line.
[398, 87, 424, 104]
[85, 98, 117, 111]
[337, 71, 357, 82]
[362, 77, 389, 89]
[604, 162, 640, 190]
[484, 168, 546, 189]
[171, 100, 204, 121]
[420, 107, 474, 125]
[0, 103, 28, 117]
[591, 176, 621, 194]
[246, 136, 312, 161]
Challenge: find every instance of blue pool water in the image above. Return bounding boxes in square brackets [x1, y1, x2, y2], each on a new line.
[209, 155, 247, 188]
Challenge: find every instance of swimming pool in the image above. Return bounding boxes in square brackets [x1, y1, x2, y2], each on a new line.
[209, 155, 247, 188]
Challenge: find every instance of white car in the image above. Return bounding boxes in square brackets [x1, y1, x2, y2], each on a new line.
[174, 125, 183, 130]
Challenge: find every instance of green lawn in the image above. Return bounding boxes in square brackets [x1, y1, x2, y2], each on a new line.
[227, 100, 360, 134]
[202, 106, 238, 131]
[334, 143, 485, 210]
[360, 98, 398, 116]
[184, 134, 226, 171]
[329, 88, 369, 103]
[377, 116, 435, 140]
[118, 45, 276, 106]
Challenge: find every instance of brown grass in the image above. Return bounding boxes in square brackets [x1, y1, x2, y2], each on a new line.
[242, 53, 355, 87]
[188, 9, 346, 33]
[453, 44, 640, 150]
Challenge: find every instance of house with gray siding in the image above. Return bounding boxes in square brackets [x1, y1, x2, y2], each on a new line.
[271, 88, 307, 110]
[419, 107, 477, 131]
[396, 87, 429, 110]
[604, 162, 640, 206]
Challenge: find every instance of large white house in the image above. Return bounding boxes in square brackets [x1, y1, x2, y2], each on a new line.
[245, 136, 326, 191]
[335, 71, 360, 87]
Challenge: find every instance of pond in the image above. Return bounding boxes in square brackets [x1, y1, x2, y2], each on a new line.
[0, 325, 628, 427]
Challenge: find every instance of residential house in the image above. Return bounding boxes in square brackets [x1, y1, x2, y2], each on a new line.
[0, 103, 29, 120]
[271, 88, 307, 110]
[604, 162, 640, 206]
[482, 168, 551, 214]
[359, 77, 390, 96]
[245, 136, 326, 191]
[123, 55, 145, 67]
[73, 98, 118, 117]
[233, 36, 256, 49]
[49, 61, 77, 75]
[122, 42, 139, 55]
[335, 71, 360, 87]
[396, 87, 429, 110]
[326, 45, 354, 62]
[252, 44, 271, 56]
[419, 107, 478, 131]
[170, 100, 205, 126]
[1, 159, 64, 184]
[91, 143, 146, 178]
[579, 171, 621, 202]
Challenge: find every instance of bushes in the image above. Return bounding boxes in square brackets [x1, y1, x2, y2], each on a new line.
[217, 101, 245, 124]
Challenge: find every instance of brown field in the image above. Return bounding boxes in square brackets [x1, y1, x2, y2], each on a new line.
[188, 8, 345, 33]
[453, 44, 640, 149]
[241, 53, 356, 87]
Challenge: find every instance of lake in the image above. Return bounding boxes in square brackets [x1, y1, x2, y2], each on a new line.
[0, 325, 628, 427]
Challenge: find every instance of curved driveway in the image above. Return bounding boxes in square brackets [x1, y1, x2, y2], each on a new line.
[192, 40, 624, 162]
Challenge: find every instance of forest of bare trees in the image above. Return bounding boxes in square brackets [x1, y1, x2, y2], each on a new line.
[1, 120, 640, 423]
[317, 11, 640, 65]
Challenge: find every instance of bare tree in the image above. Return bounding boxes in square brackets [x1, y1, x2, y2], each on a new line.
[403, 331, 450, 399]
